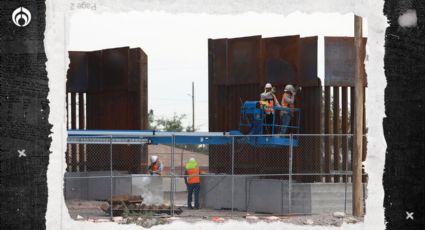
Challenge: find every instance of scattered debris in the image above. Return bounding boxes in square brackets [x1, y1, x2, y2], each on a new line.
[167, 217, 181, 221]
[344, 216, 358, 224]
[333, 212, 346, 218]
[112, 216, 124, 223]
[304, 219, 314, 225]
[100, 194, 182, 216]
[264, 216, 280, 221]
[211, 217, 225, 222]
[94, 218, 111, 223]
[245, 215, 259, 220]
[76, 215, 84, 220]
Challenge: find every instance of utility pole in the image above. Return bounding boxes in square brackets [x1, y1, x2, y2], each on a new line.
[353, 15, 364, 217]
[192, 81, 195, 132]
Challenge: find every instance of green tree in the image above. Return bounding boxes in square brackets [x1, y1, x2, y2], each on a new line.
[155, 113, 187, 132]
[147, 109, 156, 130]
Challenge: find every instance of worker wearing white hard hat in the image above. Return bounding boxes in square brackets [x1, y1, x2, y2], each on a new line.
[280, 84, 297, 134]
[260, 83, 280, 134]
[148, 155, 163, 175]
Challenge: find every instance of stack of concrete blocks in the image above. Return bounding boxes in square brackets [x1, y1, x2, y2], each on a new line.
[64, 172, 164, 204]
[201, 175, 367, 215]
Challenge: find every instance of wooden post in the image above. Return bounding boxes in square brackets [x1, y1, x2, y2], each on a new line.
[353, 15, 364, 217]
[192, 81, 195, 132]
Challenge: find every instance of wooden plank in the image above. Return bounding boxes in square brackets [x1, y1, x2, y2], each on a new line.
[362, 87, 367, 183]
[333, 87, 340, 182]
[353, 15, 364, 217]
[341, 87, 349, 182]
[324, 86, 331, 182]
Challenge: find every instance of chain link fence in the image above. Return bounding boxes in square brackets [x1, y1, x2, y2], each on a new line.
[64, 134, 366, 219]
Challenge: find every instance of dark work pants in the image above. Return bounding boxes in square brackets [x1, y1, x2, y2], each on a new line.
[187, 183, 200, 208]
[264, 113, 274, 134]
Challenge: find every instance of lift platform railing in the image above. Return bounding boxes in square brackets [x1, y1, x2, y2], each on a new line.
[239, 101, 301, 137]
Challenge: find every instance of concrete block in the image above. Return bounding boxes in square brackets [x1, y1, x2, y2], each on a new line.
[201, 175, 258, 211]
[247, 179, 287, 214]
[64, 171, 131, 200]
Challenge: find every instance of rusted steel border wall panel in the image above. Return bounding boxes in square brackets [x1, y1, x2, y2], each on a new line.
[227, 36, 262, 85]
[262, 35, 300, 86]
[296, 86, 322, 182]
[300, 36, 319, 87]
[209, 35, 321, 180]
[324, 37, 367, 87]
[67, 52, 88, 92]
[67, 47, 148, 173]
[101, 47, 129, 91]
[210, 39, 228, 85]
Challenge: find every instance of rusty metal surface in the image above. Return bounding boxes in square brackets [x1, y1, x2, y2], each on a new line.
[67, 52, 88, 92]
[208, 35, 322, 179]
[101, 47, 129, 91]
[66, 47, 148, 173]
[295, 86, 322, 182]
[262, 35, 300, 86]
[324, 37, 367, 87]
[87, 51, 102, 92]
[300, 36, 319, 86]
[228, 36, 262, 85]
[210, 39, 228, 85]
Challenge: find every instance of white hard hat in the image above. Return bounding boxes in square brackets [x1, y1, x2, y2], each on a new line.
[151, 155, 158, 163]
[284, 84, 295, 93]
[265, 83, 272, 89]
[189, 157, 195, 161]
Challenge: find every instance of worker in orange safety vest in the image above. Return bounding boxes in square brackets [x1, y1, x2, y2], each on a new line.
[148, 155, 163, 176]
[260, 83, 280, 133]
[184, 157, 200, 209]
[280, 84, 296, 134]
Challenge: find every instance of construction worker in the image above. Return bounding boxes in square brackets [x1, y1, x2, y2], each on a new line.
[184, 157, 200, 209]
[280, 84, 296, 134]
[260, 83, 280, 133]
[148, 155, 163, 176]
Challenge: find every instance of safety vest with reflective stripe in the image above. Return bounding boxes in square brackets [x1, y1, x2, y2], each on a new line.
[186, 167, 200, 184]
[150, 162, 160, 171]
[260, 99, 275, 114]
[281, 92, 295, 108]
[149, 161, 162, 174]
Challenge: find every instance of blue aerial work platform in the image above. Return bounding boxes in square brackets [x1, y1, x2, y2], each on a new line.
[68, 101, 300, 147]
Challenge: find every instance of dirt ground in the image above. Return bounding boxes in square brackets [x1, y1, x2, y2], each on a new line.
[66, 200, 363, 227]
